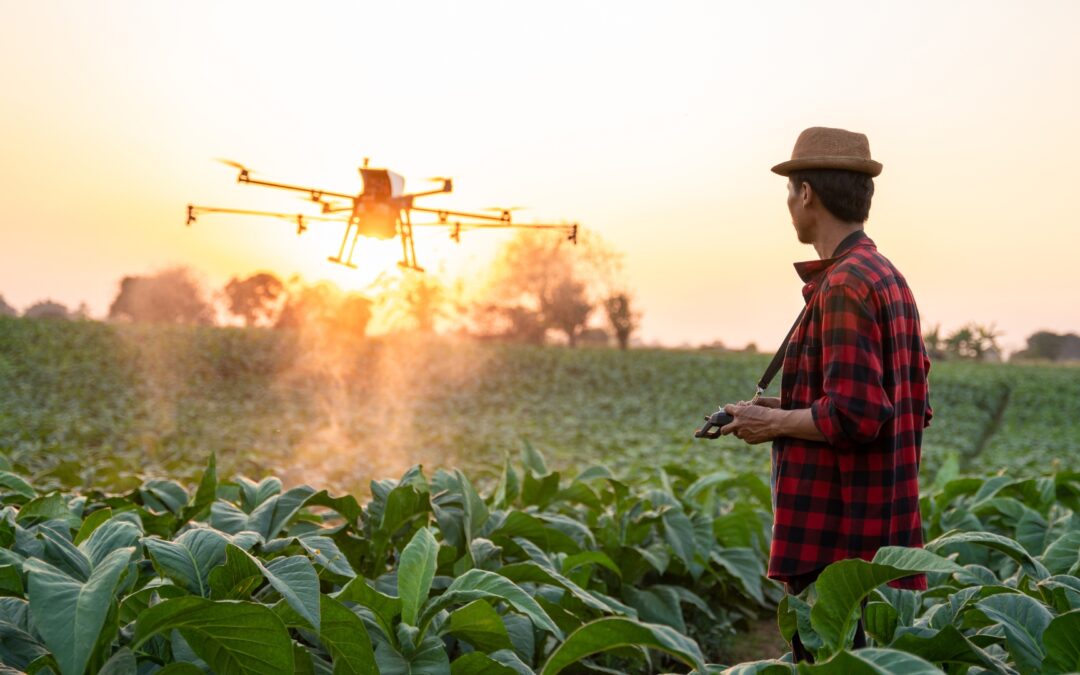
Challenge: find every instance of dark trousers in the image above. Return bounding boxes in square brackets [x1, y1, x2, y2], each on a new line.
[786, 568, 867, 664]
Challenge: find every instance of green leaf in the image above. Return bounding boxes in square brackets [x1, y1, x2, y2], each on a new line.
[973, 593, 1052, 674]
[889, 625, 1006, 672]
[181, 453, 218, 524]
[25, 546, 134, 675]
[1041, 530, 1080, 575]
[398, 527, 438, 626]
[419, 568, 562, 639]
[720, 661, 795, 674]
[711, 548, 766, 604]
[796, 648, 941, 674]
[80, 519, 141, 568]
[319, 595, 377, 675]
[140, 479, 190, 516]
[927, 530, 1048, 580]
[498, 561, 614, 614]
[810, 547, 963, 656]
[335, 576, 401, 640]
[1043, 609, 1080, 674]
[97, 647, 136, 675]
[0, 473, 36, 500]
[209, 543, 263, 599]
[262, 555, 321, 632]
[862, 602, 897, 645]
[72, 508, 112, 547]
[623, 585, 685, 633]
[247, 486, 317, 539]
[522, 441, 549, 476]
[450, 652, 519, 675]
[236, 476, 282, 512]
[143, 527, 230, 596]
[133, 597, 294, 675]
[0, 564, 24, 597]
[444, 599, 513, 652]
[539, 617, 706, 675]
[16, 493, 79, 530]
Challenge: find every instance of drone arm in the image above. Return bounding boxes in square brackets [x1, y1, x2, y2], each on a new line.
[410, 206, 512, 223]
[239, 176, 355, 202]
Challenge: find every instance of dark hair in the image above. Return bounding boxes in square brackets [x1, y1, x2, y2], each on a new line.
[788, 169, 875, 223]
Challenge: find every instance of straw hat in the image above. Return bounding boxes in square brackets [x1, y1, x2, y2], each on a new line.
[771, 127, 882, 177]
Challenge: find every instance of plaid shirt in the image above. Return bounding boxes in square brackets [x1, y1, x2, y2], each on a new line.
[770, 231, 931, 590]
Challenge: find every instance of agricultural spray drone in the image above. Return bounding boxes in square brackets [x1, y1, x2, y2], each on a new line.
[186, 159, 578, 272]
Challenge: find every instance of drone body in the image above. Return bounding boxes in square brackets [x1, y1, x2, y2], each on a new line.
[187, 160, 577, 272]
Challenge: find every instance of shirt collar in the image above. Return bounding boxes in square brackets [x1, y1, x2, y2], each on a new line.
[793, 230, 873, 284]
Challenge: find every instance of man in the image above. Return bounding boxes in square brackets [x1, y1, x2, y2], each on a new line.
[720, 127, 932, 661]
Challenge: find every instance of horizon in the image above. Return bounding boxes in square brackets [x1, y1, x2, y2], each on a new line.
[2, 1, 1079, 352]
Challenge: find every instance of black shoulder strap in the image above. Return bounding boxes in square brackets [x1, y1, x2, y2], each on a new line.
[756, 304, 808, 395]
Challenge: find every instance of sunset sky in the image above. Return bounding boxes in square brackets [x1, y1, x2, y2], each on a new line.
[2, 1, 1079, 352]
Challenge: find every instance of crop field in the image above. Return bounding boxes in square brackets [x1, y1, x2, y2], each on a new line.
[0, 316, 1078, 673]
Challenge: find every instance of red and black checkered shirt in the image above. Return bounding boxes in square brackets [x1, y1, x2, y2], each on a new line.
[770, 231, 931, 590]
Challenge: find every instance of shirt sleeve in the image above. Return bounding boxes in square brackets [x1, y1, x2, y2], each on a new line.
[810, 283, 895, 448]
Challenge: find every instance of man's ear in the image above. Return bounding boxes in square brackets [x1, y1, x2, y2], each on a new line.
[799, 181, 813, 207]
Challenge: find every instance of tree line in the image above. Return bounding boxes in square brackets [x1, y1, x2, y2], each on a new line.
[0, 231, 642, 349]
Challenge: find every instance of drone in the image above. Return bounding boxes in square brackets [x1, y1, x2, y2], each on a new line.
[186, 159, 578, 272]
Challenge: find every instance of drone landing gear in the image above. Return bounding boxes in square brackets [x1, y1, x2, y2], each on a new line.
[396, 211, 424, 272]
[328, 218, 362, 269]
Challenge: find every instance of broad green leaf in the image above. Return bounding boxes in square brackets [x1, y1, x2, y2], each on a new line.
[623, 585, 685, 633]
[711, 548, 766, 604]
[97, 647, 136, 675]
[498, 561, 614, 614]
[247, 486, 317, 539]
[443, 599, 513, 652]
[0, 473, 36, 500]
[262, 555, 321, 632]
[209, 543, 263, 599]
[796, 648, 941, 674]
[16, 494, 79, 530]
[181, 453, 218, 524]
[80, 519, 140, 568]
[143, 527, 230, 596]
[973, 593, 1052, 674]
[335, 576, 401, 640]
[0, 619, 48, 670]
[236, 476, 282, 512]
[539, 617, 705, 675]
[890, 625, 1006, 673]
[72, 508, 112, 546]
[140, 479, 190, 515]
[398, 527, 438, 626]
[319, 595, 377, 675]
[25, 546, 133, 675]
[133, 597, 293, 675]
[156, 664, 207, 675]
[419, 568, 562, 639]
[660, 508, 697, 570]
[0, 565, 24, 597]
[1043, 609, 1080, 674]
[862, 602, 897, 645]
[304, 489, 362, 524]
[1041, 530, 1080, 575]
[721, 661, 795, 674]
[810, 547, 963, 656]
[521, 441, 549, 476]
[450, 652, 519, 675]
[37, 527, 91, 581]
[562, 551, 621, 578]
[927, 530, 1048, 580]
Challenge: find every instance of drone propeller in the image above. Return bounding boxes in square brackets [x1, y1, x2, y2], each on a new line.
[425, 176, 452, 183]
[214, 158, 249, 171]
[483, 206, 526, 212]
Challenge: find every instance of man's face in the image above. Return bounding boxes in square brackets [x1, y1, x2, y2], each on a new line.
[786, 179, 814, 244]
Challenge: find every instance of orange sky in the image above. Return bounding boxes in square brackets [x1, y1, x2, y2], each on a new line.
[2, 1, 1079, 352]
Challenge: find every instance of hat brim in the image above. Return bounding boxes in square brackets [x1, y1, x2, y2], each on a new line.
[771, 156, 882, 177]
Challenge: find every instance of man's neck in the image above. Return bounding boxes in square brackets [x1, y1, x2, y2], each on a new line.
[813, 222, 865, 259]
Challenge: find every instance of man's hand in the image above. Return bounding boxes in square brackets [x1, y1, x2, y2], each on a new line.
[719, 402, 781, 445]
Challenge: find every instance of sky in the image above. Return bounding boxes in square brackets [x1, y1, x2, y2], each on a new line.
[2, 1, 1079, 352]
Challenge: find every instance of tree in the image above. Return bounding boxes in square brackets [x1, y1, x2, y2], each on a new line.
[0, 295, 16, 317]
[604, 293, 640, 350]
[24, 300, 69, 320]
[923, 324, 946, 360]
[371, 271, 447, 333]
[944, 322, 1001, 361]
[542, 278, 593, 346]
[223, 272, 285, 326]
[479, 228, 622, 346]
[1012, 330, 1080, 362]
[276, 281, 372, 340]
[108, 268, 213, 325]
